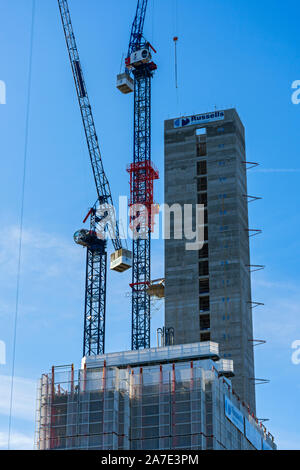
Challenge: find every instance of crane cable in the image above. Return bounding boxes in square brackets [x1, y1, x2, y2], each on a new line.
[8, 0, 36, 450]
[174, 36, 178, 89]
[152, 0, 155, 45]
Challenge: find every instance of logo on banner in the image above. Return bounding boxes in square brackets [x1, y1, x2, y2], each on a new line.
[174, 111, 224, 128]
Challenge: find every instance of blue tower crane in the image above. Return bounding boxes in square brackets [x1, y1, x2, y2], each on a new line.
[58, 0, 132, 357]
[117, 0, 158, 350]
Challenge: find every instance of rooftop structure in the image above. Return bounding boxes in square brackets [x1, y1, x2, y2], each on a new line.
[35, 342, 275, 450]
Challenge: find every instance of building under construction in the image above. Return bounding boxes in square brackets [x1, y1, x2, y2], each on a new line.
[34, 0, 276, 452]
[35, 342, 275, 450]
[165, 108, 257, 412]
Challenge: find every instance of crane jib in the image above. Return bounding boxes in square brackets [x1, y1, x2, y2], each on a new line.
[128, 0, 149, 55]
[58, 0, 123, 252]
[74, 60, 86, 98]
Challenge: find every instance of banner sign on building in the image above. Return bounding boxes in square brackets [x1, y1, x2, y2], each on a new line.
[174, 111, 225, 129]
[245, 418, 263, 450]
[224, 396, 244, 434]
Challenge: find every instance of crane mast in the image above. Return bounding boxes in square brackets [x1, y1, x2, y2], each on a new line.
[58, 0, 130, 357]
[81, 204, 107, 356]
[118, 0, 158, 350]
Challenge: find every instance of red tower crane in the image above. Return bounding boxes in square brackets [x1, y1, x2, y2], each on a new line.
[117, 0, 159, 350]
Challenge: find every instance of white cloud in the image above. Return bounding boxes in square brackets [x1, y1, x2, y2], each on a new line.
[0, 375, 36, 422]
[0, 226, 85, 321]
[254, 168, 300, 173]
[0, 341, 5, 365]
[0, 431, 34, 450]
[251, 277, 300, 347]
[253, 278, 299, 293]
[0, 226, 82, 282]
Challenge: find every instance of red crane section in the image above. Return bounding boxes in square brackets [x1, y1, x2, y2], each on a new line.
[127, 160, 159, 234]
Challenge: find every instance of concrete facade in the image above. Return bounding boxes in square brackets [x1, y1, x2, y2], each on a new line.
[164, 109, 256, 412]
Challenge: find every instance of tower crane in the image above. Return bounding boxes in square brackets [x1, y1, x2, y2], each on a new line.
[117, 0, 158, 350]
[58, 0, 132, 357]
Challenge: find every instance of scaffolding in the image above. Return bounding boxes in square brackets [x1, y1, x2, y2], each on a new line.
[35, 345, 276, 450]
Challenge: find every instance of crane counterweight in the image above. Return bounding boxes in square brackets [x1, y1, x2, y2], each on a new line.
[116, 73, 134, 94]
[110, 249, 133, 272]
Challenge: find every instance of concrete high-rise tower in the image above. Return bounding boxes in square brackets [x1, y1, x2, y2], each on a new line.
[164, 108, 256, 412]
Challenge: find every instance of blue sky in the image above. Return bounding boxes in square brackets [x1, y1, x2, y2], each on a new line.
[0, 0, 299, 450]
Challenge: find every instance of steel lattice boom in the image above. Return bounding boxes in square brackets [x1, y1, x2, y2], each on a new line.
[58, 0, 125, 357]
[128, 0, 148, 55]
[58, 0, 121, 251]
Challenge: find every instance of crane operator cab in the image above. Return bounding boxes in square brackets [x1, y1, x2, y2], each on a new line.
[110, 249, 132, 273]
[117, 44, 157, 94]
[126, 47, 152, 69]
[74, 229, 105, 251]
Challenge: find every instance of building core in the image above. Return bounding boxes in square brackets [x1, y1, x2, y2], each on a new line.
[164, 109, 256, 411]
